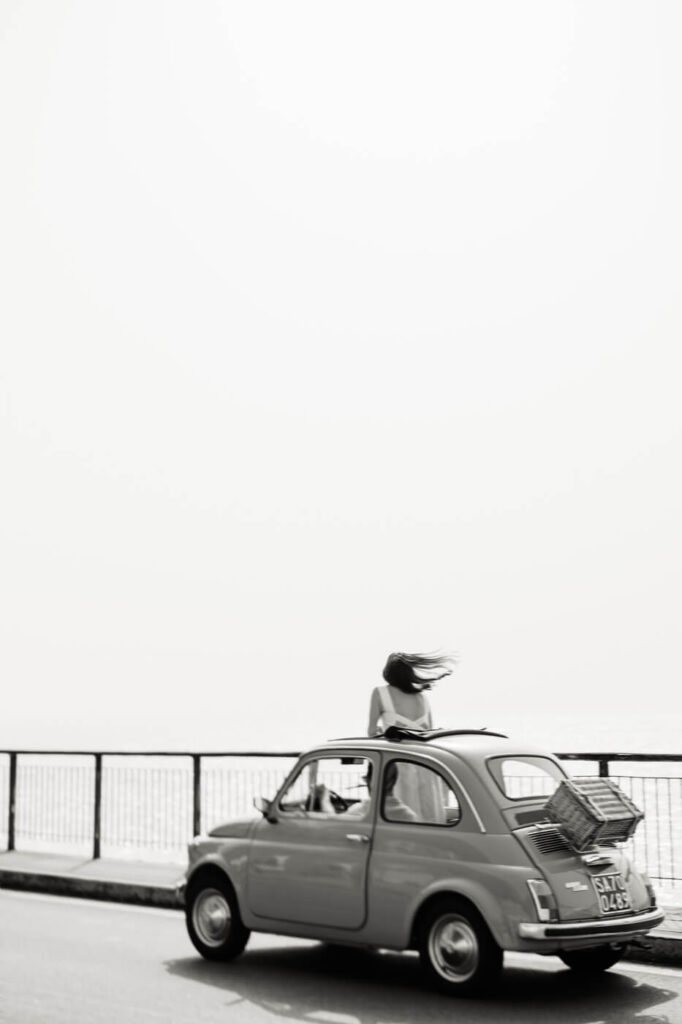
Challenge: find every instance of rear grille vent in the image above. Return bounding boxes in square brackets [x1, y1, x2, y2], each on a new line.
[530, 827, 572, 855]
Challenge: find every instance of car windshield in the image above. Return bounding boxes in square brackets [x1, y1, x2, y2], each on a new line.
[488, 756, 566, 800]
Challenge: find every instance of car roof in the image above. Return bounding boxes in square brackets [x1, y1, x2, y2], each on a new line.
[315, 728, 560, 766]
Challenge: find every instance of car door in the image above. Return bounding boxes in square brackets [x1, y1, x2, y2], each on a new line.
[246, 753, 375, 929]
[368, 756, 482, 939]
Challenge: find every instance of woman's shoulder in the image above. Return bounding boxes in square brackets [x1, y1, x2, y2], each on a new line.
[372, 684, 393, 709]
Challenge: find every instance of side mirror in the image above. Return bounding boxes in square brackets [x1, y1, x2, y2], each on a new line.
[254, 796, 276, 822]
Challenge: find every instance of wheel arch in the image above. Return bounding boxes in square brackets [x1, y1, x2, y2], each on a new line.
[186, 861, 237, 902]
[410, 890, 490, 949]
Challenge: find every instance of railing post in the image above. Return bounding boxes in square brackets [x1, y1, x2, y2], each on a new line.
[193, 755, 202, 837]
[598, 758, 610, 777]
[8, 753, 17, 851]
[93, 753, 102, 859]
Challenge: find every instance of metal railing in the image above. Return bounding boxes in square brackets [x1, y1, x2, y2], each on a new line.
[1, 749, 680, 886]
[0, 750, 300, 862]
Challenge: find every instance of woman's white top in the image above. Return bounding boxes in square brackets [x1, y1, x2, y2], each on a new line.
[375, 685, 431, 730]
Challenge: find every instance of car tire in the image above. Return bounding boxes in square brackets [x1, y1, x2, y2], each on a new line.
[185, 874, 250, 961]
[418, 898, 503, 996]
[558, 943, 627, 972]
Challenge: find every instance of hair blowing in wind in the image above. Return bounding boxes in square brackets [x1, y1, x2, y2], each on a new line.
[382, 651, 457, 693]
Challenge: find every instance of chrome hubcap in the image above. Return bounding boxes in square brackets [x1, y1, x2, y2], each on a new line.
[429, 914, 479, 983]
[193, 888, 231, 947]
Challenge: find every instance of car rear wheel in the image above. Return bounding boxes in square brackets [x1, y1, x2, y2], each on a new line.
[186, 875, 250, 961]
[418, 898, 502, 996]
[558, 944, 627, 972]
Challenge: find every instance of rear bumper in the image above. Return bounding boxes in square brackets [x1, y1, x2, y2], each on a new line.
[518, 907, 665, 941]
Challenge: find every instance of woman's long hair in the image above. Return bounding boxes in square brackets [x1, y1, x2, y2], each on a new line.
[382, 651, 456, 694]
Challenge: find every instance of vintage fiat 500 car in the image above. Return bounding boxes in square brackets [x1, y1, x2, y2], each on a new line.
[182, 730, 663, 995]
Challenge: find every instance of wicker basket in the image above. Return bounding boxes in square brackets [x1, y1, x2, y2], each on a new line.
[544, 778, 644, 851]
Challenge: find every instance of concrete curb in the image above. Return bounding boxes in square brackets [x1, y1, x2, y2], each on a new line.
[0, 868, 182, 910]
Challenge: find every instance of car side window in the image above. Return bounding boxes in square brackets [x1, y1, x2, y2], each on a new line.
[487, 756, 565, 800]
[278, 756, 373, 817]
[381, 760, 461, 826]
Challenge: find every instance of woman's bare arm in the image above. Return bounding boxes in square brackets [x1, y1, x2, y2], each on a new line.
[367, 687, 381, 736]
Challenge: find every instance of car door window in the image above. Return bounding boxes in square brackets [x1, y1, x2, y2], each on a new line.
[278, 756, 373, 817]
[382, 760, 461, 826]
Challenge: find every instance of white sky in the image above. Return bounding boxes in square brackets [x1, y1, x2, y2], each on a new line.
[1, 1, 681, 753]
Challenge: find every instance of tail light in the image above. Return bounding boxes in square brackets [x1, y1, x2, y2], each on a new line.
[527, 879, 559, 922]
[641, 872, 657, 908]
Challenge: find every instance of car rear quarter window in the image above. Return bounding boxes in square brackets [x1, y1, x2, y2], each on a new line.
[488, 756, 565, 801]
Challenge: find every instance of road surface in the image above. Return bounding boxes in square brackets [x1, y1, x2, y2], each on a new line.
[1, 889, 680, 1024]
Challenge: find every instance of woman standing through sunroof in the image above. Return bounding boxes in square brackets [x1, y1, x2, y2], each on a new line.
[367, 651, 456, 822]
[367, 651, 456, 737]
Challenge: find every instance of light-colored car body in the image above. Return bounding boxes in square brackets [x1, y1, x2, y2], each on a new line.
[183, 730, 663, 992]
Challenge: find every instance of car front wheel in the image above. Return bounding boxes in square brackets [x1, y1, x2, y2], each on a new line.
[186, 875, 250, 961]
[558, 943, 627, 972]
[418, 898, 502, 996]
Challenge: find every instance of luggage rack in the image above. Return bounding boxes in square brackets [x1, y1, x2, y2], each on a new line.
[544, 777, 644, 851]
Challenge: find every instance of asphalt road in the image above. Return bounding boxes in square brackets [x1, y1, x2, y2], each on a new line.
[1, 890, 680, 1024]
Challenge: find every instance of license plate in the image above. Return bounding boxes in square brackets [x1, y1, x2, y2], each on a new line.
[592, 872, 632, 914]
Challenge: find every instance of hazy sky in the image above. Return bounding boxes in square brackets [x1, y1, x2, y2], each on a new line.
[2, 1, 681, 753]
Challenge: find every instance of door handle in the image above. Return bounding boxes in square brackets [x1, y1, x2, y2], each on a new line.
[345, 833, 370, 843]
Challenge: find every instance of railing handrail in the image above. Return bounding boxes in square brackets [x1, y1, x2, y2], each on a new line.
[1, 749, 681, 761]
[555, 753, 682, 762]
[0, 750, 302, 758]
